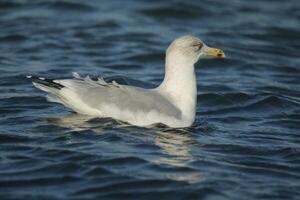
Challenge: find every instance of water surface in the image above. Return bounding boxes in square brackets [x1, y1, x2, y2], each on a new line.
[0, 0, 300, 199]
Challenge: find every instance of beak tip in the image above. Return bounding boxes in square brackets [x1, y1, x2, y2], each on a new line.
[206, 48, 226, 58]
[217, 52, 225, 58]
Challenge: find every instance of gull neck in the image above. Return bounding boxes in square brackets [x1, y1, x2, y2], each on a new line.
[157, 53, 197, 125]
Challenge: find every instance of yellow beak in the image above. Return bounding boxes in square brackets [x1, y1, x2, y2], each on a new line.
[205, 47, 225, 58]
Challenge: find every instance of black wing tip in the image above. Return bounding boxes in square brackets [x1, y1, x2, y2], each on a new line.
[27, 75, 64, 89]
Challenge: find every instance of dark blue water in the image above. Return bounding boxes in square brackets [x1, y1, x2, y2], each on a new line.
[0, 0, 300, 199]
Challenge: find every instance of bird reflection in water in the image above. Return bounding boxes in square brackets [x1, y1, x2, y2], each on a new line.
[47, 113, 123, 132]
[152, 127, 203, 183]
[47, 113, 204, 183]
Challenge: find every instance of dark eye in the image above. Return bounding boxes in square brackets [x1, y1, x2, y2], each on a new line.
[193, 43, 203, 51]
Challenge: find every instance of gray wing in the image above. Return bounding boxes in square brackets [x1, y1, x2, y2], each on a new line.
[60, 78, 182, 119]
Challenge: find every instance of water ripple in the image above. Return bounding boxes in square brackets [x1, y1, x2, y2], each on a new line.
[0, 0, 299, 199]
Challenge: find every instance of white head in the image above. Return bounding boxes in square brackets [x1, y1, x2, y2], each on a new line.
[166, 35, 225, 65]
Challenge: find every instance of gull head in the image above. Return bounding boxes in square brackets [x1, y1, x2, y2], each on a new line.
[166, 35, 225, 64]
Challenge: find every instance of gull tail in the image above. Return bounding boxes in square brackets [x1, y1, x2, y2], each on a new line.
[26, 75, 64, 90]
[27, 75, 64, 103]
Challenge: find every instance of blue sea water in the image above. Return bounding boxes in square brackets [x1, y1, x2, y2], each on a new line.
[0, 0, 300, 199]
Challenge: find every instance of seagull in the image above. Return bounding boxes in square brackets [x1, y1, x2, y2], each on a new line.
[28, 35, 225, 128]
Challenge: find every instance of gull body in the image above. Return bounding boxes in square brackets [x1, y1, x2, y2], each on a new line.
[30, 35, 224, 128]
